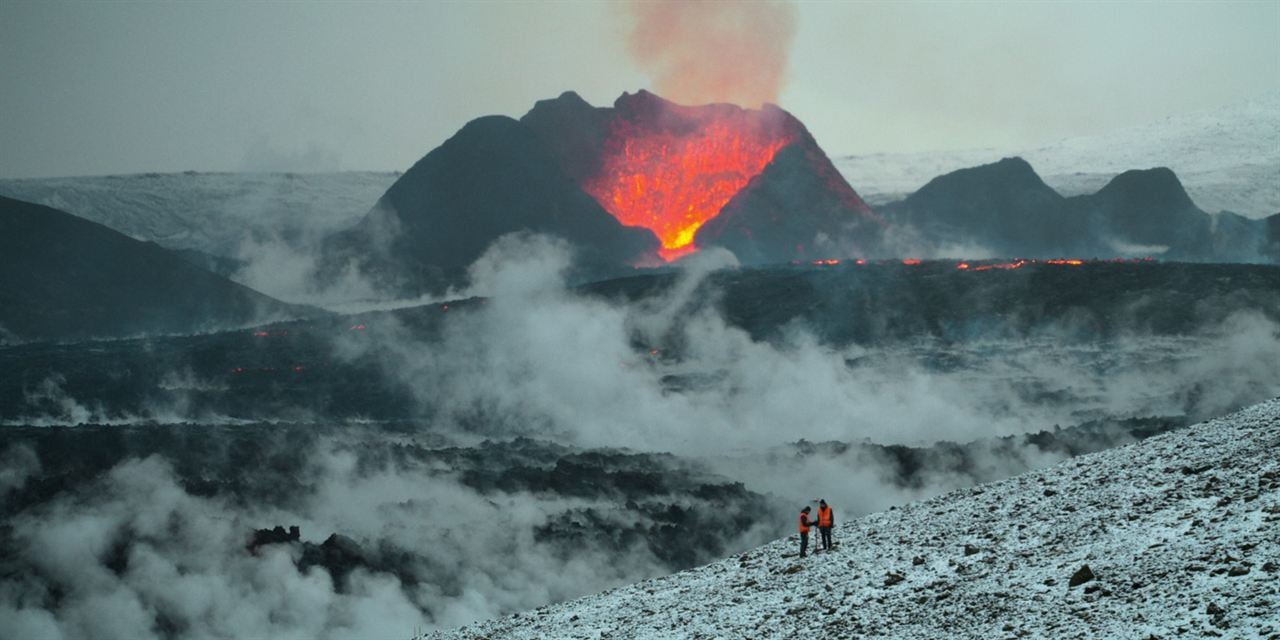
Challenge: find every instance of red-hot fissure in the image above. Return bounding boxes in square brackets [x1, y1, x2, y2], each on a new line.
[582, 115, 794, 261]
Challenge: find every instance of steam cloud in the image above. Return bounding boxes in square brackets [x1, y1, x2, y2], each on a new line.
[3, 233, 1279, 637]
[625, 0, 797, 108]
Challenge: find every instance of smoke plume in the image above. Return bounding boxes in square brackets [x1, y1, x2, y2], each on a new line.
[625, 0, 797, 108]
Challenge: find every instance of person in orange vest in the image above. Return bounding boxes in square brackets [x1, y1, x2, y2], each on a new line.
[816, 499, 835, 552]
[798, 506, 816, 557]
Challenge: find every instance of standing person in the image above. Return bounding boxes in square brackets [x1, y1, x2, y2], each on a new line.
[798, 506, 816, 558]
[817, 499, 835, 552]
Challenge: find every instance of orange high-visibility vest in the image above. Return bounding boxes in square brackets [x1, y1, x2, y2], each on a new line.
[818, 505, 832, 527]
[798, 512, 811, 534]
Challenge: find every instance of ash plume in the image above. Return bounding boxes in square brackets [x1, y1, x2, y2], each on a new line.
[624, 0, 797, 108]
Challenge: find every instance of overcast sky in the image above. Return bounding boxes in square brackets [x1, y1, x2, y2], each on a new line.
[1, 1, 1276, 178]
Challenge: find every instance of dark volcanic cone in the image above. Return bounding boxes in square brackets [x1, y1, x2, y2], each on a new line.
[697, 129, 883, 263]
[878, 157, 1088, 257]
[324, 115, 659, 295]
[1072, 167, 1211, 257]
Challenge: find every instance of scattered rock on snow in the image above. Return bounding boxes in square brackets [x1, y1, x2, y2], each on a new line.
[1069, 565, 1096, 587]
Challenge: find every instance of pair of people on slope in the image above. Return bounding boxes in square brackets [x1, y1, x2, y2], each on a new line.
[798, 499, 834, 558]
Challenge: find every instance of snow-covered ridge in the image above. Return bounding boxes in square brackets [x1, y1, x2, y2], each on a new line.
[0, 171, 396, 256]
[435, 399, 1280, 638]
[839, 93, 1280, 217]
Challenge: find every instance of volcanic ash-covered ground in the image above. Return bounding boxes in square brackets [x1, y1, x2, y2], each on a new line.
[433, 399, 1280, 639]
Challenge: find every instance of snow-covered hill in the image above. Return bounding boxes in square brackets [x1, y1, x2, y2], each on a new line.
[839, 94, 1280, 217]
[0, 171, 396, 256]
[435, 398, 1280, 639]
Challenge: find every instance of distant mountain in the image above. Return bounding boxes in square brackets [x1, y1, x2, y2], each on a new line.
[1069, 167, 1211, 257]
[837, 93, 1280, 217]
[1209, 211, 1269, 263]
[1265, 213, 1280, 262]
[0, 196, 307, 342]
[878, 157, 1086, 257]
[878, 157, 1273, 262]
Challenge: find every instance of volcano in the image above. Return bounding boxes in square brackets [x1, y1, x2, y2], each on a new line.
[523, 90, 882, 263]
[327, 91, 881, 293]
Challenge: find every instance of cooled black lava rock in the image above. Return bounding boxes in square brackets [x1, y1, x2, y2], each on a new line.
[1069, 564, 1096, 587]
[248, 525, 301, 551]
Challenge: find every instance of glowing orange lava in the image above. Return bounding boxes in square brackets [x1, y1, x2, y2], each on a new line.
[957, 258, 1092, 271]
[972, 260, 1026, 271]
[583, 118, 793, 261]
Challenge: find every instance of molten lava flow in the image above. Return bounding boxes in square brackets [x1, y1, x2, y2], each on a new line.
[972, 260, 1027, 271]
[956, 258, 1093, 271]
[583, 117, 793, 261]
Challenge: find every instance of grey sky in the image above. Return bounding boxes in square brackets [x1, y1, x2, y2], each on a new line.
[1, 1, 1276, 178]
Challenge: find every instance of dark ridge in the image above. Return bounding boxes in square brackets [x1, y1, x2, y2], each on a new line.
[0, 195, 305, 342]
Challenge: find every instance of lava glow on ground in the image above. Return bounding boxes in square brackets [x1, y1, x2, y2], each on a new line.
[583, 112, 794, 262]
[798, 258, 1151, 269]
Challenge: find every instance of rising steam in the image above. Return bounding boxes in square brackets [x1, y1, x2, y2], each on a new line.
[625, 1, 797, 108]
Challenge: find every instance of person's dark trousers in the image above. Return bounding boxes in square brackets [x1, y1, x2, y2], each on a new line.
[800, 532, 809, 557]
[819, 526, 833, 551]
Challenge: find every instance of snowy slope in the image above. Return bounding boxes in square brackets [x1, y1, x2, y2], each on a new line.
[434, 399, 1280, 639]
[0, 171, 397, 256]
[839, 94, 1280, 217]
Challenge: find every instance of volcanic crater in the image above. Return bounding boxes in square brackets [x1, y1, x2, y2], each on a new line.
[327, 90, 883, 293]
